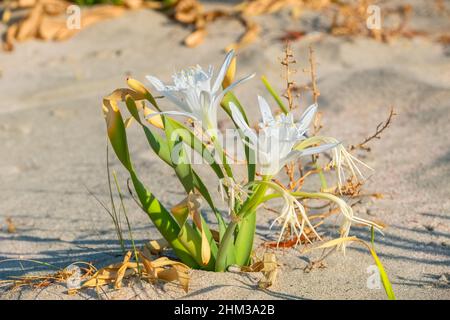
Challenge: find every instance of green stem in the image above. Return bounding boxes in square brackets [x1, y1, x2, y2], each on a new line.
[234, 212, 256, 266]
[129, 171, 200, 268]
[215, 221, 238, 272]
[261, 75, 289, 114]
[315, 162, 328, 191]
[211, 134, 233, 178]
[112, 171, 141, 274]
[234, 180, 269, 265]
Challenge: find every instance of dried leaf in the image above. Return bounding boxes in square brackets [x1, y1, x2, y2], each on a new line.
[4, 1, 128, 51]
[2, 9, 12, 24]
[226, 20, 260, 52]
[126, 77, 149, 96]
[105, 88, 145, 102]
[82, 266, 122, 287]
[170, 193, 210, 265]
[139, 252, 190, 292]
[241, 260, 264, 272]
[143, 106, 164, 129]
[200, 226, 211, 266]
[240, 253, 278, 288]
[42, 0, 68, 15]
[124, 116, 134, 129]
[115, 251, 132, 289]
[16, 3, 43, 41]
[210, 229, 220, 242]
[184, 28, 206, 48]
[143, 1, 164, 10]
[157, 268, 189, 293]
[257, 253, 278, 289]
[38, 17, 65, 40]
[6, 218, 17, 234]
[123, 0, 143, 10]
[18, 0, 38, 8]
[144, 239, 169, 255]
[82, 251, 190, 292]
[174, 0, 203, 24]
[3, 23, 18, 51]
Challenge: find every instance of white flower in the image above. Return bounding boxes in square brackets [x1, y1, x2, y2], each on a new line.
[218, 176, 248, 216]
[311, 192, 383, 253]
[230, 96, 336, 176]
[258, 181, 321, 246]
[146, 50, 254, 133]
[296, 136, 373, 190]
[270, 191, 320, 246]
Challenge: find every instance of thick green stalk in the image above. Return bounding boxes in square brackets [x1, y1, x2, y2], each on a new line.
[215, 221, 237, 272]
[216, 178, 270, 271]
[234, 181, 269, 266]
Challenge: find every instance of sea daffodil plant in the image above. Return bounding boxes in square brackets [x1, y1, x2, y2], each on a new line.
[102, 50, 385, 275]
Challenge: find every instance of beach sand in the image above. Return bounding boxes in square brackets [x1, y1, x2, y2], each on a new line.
[0, 0, 449, 299]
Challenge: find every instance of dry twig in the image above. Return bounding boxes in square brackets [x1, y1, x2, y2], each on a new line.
[350, 107, 396, 152]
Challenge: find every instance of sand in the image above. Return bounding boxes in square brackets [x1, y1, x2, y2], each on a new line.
[0, 0, 449, 300]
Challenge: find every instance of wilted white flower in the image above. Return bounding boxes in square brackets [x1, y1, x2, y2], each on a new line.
[230, 96, 336, 176]
[312, 192, 383, 253]
[296, 136, 373, 190]
[218, 176, 248, 216]
[256, 181, 320, 246]
[270, 191, 320, 246]
[146, 50, 254, 133]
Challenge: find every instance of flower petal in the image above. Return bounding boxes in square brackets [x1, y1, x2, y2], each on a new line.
[257, 95, 274, 125]
[212, 73, 255, 110]
[296, 103, 317, 135]
[145, 110, 199, 122]
[212, 50, 235, 93]
[230, 102, 258, 145]
[299, 143, 338, 157]
[222, 73, 255, 96]
[146, 75, 166, 91]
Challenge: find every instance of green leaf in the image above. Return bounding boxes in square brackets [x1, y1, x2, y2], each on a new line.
[215, 222, 238, 272]
[125, 95, 142, 123]
[307, 237, 396, 300]
[143, 126, 172, 166]
[221, 92, 249, 123]
[220, 92, 255, 181]
[104, 99, 132, 171]
[104, 100, 200, 267]
[168, 118, 224, 179]
[192, 171, 227, 236]
[164, 117, 219, 269]
[233, 182, 269, 266]
[164, 118, 195, 192]
[261, 75, 289, 114]
[368, 247, 396, 300]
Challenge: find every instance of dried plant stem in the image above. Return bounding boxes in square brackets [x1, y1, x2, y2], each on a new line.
[281, 41, 296, 110]
[350, 107, 396, 151]
[112, 171, 141, 275]
[308, 46, 320, 105]
[106, 144, 125, 253]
